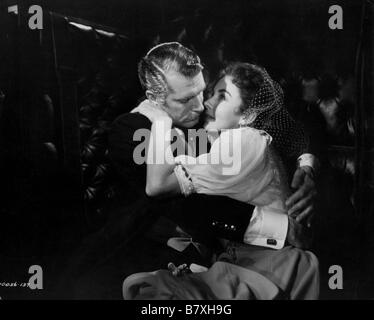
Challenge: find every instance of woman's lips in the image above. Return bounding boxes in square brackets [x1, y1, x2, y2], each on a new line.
[203, 115, 216, 128]
[204, 115, 215, 123]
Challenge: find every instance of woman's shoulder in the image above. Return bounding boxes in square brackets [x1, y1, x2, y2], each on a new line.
[221, 127, 273, 146]
[207, 127, 273, 169]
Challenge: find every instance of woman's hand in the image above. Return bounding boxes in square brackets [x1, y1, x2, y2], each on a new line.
[132, 100, 171, 123]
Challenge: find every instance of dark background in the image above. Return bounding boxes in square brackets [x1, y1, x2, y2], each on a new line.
[0, 0, 373, 299]
[18, 0, 363, 74]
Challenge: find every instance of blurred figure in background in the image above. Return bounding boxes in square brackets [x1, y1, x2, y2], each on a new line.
[317, 74, 354, 145]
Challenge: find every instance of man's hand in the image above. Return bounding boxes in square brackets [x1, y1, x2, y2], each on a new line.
[286, 166, 317, 227]
[286, 216, 313, 249]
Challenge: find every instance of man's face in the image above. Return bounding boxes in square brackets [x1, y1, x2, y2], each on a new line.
[163, 70, 206, 128]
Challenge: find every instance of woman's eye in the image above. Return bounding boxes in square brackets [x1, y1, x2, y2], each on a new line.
[219, 93, 226, 100]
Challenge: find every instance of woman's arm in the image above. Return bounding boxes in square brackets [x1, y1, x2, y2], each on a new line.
[131, 100, 182, 197]
[145, 117, 181, 197]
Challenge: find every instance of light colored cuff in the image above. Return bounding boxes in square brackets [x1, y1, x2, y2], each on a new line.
[173, 163, 195, 197]
[243, 207, 288, 250]
[297, 153, 319, 173]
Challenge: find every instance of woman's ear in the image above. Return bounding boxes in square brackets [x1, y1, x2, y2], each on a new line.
[234, 106, 242, 115]
[238, 111, 257, 126]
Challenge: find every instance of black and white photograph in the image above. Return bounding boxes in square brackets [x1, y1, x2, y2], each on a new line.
[0, 0, 373, 303]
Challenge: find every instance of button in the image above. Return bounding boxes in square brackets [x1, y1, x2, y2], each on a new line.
[267, 239, 277, 246]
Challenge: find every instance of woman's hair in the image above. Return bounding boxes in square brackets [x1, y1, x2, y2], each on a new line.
[219, 62, 265, 112]
[217, 62, 284, 127]
[138, 42, 203, 104]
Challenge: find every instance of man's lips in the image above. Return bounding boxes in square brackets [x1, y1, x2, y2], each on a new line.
[204, 114, 215, 123]
[185, 117, 200, 124]
[188, 112, 204, 122]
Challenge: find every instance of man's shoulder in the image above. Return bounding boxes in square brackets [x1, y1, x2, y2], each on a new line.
[108, 112, 152, 147]
[112, 112, 151, 131]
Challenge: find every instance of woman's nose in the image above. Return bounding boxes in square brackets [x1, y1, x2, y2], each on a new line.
[204, 98, 215, 116]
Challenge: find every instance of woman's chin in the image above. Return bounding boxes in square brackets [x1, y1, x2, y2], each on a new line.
[204, 119, 218, 131]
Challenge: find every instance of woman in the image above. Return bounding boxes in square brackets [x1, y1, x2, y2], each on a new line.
[123, 62, 314, 300]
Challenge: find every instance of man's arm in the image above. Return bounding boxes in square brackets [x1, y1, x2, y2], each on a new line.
[108, 111, 256, 247]
[286, 133, 319, 227]
[286, 165, 317, 227]
[285, 215, 313, 249]
[243, 209, 289, 250]
[262, 108, 319, 227]
[108, 112, 152, 199]
[244, 107, 318, 248]
[243, 212, 313, 250]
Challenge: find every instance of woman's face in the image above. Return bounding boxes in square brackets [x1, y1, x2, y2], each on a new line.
[204, 75, 243, 131]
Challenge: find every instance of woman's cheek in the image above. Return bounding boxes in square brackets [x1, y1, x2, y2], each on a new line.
[215, 109, 232, 129]
[220, 104, 235, 120]
[215, 104, 227, 120]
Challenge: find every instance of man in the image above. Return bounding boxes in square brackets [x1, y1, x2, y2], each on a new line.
[107, 42, 319, 299]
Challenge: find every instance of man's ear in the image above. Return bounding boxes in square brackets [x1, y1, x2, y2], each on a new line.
[145, 90, 157, 104]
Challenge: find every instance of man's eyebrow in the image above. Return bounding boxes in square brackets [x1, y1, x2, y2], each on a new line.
[177, 87, 206, 101]
[176, 95, 194, 102]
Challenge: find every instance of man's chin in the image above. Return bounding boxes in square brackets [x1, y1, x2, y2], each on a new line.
[182, 118, 200, 128]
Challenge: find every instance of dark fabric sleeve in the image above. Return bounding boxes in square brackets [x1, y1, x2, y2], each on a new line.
[108, 112, 151, 201]
[152, 193, 253, 246]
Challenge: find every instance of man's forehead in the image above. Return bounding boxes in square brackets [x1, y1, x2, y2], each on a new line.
[165, 70, 205, 97]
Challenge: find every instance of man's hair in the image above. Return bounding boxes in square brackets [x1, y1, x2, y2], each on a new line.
[138, 42, 203, 104]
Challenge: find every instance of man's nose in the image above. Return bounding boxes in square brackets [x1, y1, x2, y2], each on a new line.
[192, 97, 204, 113]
